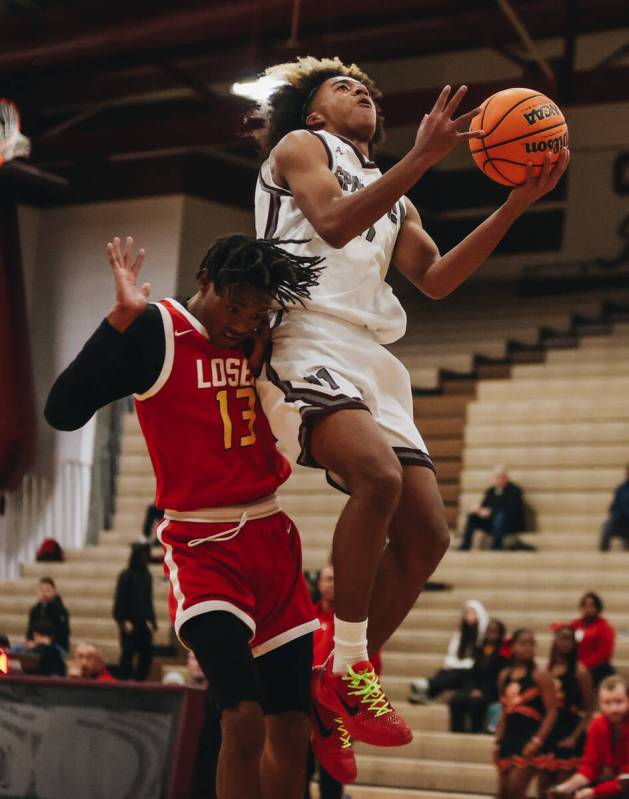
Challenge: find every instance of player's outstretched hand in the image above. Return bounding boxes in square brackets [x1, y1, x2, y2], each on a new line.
[106, 235, 149, 332]
[412, 85, 484, 168]
[507, 148, 570, 212]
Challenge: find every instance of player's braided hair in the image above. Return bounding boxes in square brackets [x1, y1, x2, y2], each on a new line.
[247, 56, 384, 157]
[196, 234, 323, 309]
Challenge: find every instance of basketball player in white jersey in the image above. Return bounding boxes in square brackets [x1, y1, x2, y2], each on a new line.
[250, 56, 569, 757]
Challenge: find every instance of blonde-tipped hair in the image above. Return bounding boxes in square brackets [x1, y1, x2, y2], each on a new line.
[246, 55, 383, 156]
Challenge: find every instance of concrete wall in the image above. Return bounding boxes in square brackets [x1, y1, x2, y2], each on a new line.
[176, 196, 254, 298]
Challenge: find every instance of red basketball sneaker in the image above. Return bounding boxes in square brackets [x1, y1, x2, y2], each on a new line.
[310, 672, 357, 784]
[313, 659, 413, 747]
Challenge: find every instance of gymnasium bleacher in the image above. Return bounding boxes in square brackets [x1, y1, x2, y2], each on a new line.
[2, 285, 628, 797]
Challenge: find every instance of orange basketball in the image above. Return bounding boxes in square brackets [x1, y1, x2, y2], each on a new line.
[469, 87, 568, 186]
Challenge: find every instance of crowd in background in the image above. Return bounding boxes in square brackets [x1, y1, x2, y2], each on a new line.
[407, 591, 625, 799]
[0, 525, 627, 799]
[0, 541, 156, 681]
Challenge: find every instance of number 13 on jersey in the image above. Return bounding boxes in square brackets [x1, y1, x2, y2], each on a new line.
[216, 387, 257, 450]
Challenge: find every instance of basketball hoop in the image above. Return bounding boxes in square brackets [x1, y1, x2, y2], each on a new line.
[0, 99, 31, 167]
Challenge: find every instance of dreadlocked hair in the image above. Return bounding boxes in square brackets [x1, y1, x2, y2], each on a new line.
[246, 55, 384, 157]
[196, 234, 324, 309]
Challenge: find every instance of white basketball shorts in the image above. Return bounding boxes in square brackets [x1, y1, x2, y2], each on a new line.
[256, 311, 433, 489]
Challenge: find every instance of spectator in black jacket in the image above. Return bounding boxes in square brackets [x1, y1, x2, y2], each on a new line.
[26, 577, 70, 655]
[599, 467, 629, 551]
[449, 618, 509, 733]
[30, 621, 67, 677]
[458, 467, 528, 551]
[113, 543, 156, 681]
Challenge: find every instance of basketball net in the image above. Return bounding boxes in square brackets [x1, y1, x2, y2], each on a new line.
[0, 99, 31, 167]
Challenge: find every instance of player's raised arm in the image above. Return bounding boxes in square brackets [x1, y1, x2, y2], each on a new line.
[45, 237, 162, 431]
[393, 148, 570, 299]
[273, 85, 483, 249]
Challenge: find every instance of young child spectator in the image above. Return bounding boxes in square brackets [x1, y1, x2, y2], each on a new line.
[26, 577, 70, 655]
[458, 467, 529, 551]
[552, 593, 616, 687]
[537, 626, 595, 795]
[68, 642, 115, 681]
[449, 618, 509, 733]
[409, 599, 489, 703]
[553, 675, 629, 799]
[494, 629, 557, 799]
[113, 543, 157, 681]
[599, 467, 629, 551]
[29, 621, 67, 677]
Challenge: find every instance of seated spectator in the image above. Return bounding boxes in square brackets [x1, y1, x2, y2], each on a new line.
[30, 621, 67, 677]
[537, 626, 595, 795]
[458, 467, 532, 551]
[410, 600, 489, 703]
[599, 467, 629, 551]
[26, 577, 70, 655]
[68, 642, 115, 681]
[553, 675, 629, 799]
[552, 593, 616, 688]
[449, 618, 509, 733]
[494, 629, 557, 799]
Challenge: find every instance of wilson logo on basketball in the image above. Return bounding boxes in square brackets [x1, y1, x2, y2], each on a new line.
[523, 103, 561, 125]
[524, 133, 569, 154]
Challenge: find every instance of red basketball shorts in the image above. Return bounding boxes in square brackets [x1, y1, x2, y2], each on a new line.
[156, 509, 318, 657]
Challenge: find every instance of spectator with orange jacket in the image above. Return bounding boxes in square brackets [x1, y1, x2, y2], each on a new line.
[553, 674, 629, 799]
[552, 593, 615, 688]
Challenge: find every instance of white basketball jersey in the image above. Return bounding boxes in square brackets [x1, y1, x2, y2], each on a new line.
[254, 130, 407, 345]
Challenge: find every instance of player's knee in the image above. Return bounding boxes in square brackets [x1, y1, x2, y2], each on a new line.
[395, 514, 450, 575]
[351, 457, 403, 511]
[221, 701, 265, 760]
[430, 516, 452, 562]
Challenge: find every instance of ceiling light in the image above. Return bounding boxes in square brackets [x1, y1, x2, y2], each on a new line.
[231, 77, 285, 103]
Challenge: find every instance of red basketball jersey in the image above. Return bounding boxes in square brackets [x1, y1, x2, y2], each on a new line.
[134, 299, 291, 510]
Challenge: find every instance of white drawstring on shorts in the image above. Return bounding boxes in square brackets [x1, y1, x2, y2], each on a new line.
[187, 512, 248, 547]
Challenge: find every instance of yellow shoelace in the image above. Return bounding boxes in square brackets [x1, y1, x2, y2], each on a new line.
[334, 717, 352, 749]
[342, 664, 392, 717]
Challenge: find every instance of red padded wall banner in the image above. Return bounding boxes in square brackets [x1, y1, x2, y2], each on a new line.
[0, 190, 36, 490]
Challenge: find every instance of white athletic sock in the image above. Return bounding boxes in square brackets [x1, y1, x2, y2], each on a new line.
[332, 616, 369, 674]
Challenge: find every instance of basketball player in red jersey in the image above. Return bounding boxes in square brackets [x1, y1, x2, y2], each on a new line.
[45, 234, 323, 799]
[249, 57, 570, 757]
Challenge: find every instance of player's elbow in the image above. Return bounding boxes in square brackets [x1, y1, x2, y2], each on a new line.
[418, 280, 450, 301]
[316, 220, 347, 249]
[44, 402, 82, 432]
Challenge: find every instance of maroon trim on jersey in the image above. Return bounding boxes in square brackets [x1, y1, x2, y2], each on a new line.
[393, 446, 435, 472]
[264, 192, 282, 238]
[307, 130, 334, 170]
[258, 173, 293, 197]
[333, 133, 378, 169]
[258, 174, 291, 238]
